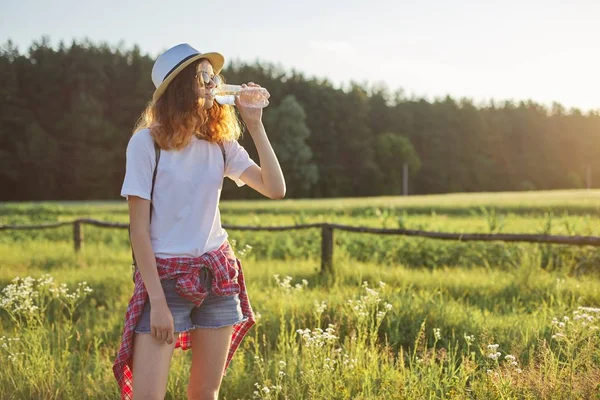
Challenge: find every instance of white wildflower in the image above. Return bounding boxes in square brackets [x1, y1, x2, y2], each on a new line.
[314, 300, 327, 314]
[578, 306, 600, 314]
[464, 334, 475, 345]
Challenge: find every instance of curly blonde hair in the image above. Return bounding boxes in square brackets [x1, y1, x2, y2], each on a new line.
[132, 58, 243, 150]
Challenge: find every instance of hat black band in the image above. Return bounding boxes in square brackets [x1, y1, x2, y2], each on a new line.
[162, 53, 200, 82]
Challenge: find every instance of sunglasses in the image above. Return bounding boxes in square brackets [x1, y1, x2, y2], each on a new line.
[196, 71, 222, 88]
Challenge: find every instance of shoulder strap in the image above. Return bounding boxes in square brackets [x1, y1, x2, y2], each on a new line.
[218, 141, 226, 166]
[130, 139, 161, 278]
[149, 140, 161, 223]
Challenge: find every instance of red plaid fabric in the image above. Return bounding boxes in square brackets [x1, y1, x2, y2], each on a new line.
[112, 240, 255, 400]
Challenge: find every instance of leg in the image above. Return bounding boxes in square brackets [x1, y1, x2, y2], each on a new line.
[187, 325, 234, 400]
[132, 332, 176, 400]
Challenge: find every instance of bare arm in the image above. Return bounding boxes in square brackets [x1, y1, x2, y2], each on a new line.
[234, 82, 286, 199]
[238, 123, 286, 199]
[128, 195, 174, 344]
[128, 195, 165, 305]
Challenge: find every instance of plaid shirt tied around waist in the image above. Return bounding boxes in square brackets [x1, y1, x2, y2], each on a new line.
[112, 240, 255, 400]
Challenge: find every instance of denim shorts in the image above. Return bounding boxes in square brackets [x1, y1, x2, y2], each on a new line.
[134, 267, 247, 333]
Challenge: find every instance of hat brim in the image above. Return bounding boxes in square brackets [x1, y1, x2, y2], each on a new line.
[152, 52, 225, 102]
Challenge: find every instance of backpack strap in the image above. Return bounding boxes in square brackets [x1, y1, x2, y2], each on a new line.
[149, 140, 161, 223]
[129, 140, 161, 281]
[218, 141, 226, 166]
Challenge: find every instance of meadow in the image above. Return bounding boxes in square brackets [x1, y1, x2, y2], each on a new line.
[1, 190, 600, 399]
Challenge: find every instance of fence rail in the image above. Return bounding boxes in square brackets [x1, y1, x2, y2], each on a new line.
[2, 219, 600, 274]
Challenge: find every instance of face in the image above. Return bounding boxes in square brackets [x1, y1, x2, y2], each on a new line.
[195, 59, 219, 109]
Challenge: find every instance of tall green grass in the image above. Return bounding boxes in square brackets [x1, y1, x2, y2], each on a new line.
[1, 193, 599, 399]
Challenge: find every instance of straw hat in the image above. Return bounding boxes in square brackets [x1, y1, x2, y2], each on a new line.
[151, 43, 224, 102]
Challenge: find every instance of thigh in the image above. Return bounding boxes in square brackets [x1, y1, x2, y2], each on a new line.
[187, 326, 234, 398]
[132, 332, 176, 400]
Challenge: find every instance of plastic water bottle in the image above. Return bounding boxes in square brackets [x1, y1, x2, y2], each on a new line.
[213, 84, 270, 108]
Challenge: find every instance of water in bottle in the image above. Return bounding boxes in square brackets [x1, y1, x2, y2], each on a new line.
[213, 84, 270, 108]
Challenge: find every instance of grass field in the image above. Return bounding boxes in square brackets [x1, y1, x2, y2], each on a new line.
[1, 190, 600, 399]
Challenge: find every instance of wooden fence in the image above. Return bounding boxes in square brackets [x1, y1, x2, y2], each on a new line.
[2, 219, 600, 274]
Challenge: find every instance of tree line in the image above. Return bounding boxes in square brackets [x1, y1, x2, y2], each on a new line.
[1, 37, 598, 201]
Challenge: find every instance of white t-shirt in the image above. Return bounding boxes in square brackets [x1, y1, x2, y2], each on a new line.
[120, 128, 258, 258]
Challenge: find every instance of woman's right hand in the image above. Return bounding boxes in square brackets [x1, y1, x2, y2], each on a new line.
[150, 301, 175, 344]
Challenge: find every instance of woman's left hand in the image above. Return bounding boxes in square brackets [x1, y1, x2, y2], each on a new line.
[235, 82, 264, 130]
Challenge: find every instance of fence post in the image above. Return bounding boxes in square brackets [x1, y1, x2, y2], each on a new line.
[74, 220, 83, 252]
[321, 224, 334, 275]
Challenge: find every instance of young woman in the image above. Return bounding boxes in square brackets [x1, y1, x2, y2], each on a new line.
[112, 43, 286, 400]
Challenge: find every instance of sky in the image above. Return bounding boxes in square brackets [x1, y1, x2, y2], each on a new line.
[2, 0, 600, 111]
